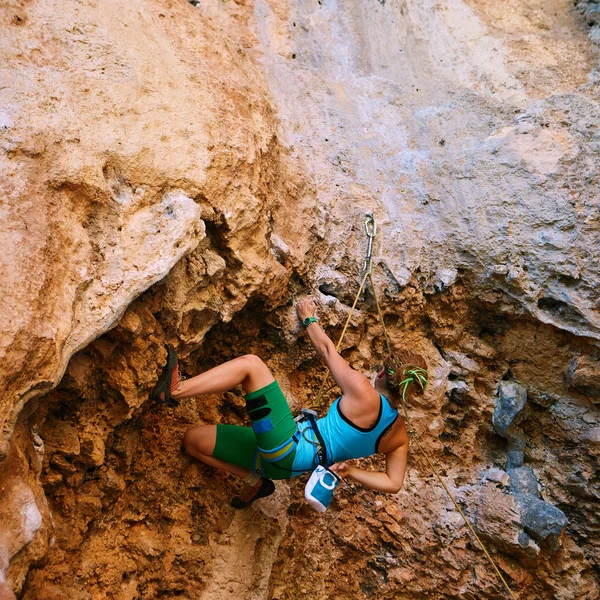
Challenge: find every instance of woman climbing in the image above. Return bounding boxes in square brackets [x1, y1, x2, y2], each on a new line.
[151, 298, 428, 509]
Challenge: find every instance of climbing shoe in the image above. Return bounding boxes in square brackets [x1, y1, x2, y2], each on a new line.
[151, 345, 181, 407]
[231, 478, 275, 509]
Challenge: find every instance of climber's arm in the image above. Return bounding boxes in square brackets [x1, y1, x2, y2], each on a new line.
[296, 299, 373, 398]
[330, 443, 408, 494]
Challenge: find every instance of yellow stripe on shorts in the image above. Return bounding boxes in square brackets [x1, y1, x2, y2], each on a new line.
[259, 440, 295, 461]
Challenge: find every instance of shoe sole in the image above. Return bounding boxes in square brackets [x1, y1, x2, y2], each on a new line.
[151, 345, 179, 406]
[231, 479, 275, 509]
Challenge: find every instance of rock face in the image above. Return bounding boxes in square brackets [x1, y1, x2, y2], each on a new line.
[1, 0, 599, 599]
[491, 381, 568, 554]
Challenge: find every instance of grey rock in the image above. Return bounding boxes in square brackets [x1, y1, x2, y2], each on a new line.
[493, 380, 528, 437]
[447, 379, 469, 402]
[481, 467, 510, 487]
[489, 378, 570, 558]
[522, 499, 568, 551]
[506, 435, 526, 469]
[584, 3, 600, 24]
[583, 426, 600, 444]
[506, 447, 525, 469]
[508, 465, 541, 498]
[528, 389, 558, 408]
[518, 530, 537, 550]
[442, 350, 480, 375]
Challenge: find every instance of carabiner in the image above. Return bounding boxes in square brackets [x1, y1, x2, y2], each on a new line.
[363, 214, 376, 274]
[364, 213, 376, 238]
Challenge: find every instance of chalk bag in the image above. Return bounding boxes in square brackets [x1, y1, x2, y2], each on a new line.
[304, 465, 340, 512]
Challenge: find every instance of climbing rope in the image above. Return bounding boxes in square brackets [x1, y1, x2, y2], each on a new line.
[313, 214, 517, 600]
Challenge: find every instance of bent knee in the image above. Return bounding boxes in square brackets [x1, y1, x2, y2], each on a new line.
[183, 427, 199, 454]
[240, 354, 267, 370]
[183, 425, 216, 458]
[239, 354, 273, 384]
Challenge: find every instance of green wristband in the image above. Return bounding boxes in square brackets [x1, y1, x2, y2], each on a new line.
[302, 316, 318, 329]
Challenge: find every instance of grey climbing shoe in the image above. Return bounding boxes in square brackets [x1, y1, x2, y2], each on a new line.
[151, 345, 180, 407]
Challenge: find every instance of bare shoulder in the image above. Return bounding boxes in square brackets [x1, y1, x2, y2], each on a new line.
[336, 379, 380, 428]
[378, 415, 409, 454]
[339, 378, 380, 409]
[343, 374, 379, 403]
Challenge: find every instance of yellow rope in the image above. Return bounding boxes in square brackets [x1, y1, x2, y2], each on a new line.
[368, 272, 392, 356]
[406, 426, 517, 600]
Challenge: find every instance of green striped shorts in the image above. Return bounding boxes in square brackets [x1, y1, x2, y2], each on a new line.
[212, 380, 298, 480]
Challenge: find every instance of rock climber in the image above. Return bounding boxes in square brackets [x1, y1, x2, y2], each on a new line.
[151, 298, 429, 509]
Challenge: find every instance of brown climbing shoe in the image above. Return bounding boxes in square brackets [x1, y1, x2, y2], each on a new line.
[231, 478, 275, 509]
[151, 345, 181, 406]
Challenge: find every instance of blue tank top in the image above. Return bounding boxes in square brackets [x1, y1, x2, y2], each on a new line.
[291, 394, 399, 472]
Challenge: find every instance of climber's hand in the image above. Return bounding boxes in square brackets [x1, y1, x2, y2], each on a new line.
[296, 298, 317, 321]
[330, 462, 352, 478]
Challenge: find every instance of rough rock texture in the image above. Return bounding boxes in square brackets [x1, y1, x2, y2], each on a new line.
[1, 0, 600, 598]
[0, 0, 308, 594]
[492, 380, 569, 553]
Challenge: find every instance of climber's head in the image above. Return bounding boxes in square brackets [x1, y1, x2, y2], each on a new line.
[375, 350, 429, 408]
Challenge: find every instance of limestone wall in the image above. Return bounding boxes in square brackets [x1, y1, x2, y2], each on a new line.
[1, 0, 599, 598]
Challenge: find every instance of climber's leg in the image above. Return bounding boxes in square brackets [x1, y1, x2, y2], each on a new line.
[173, 354, 275, 399]
[184, 423, 276, 507]
[184, 424, 251, 479]
[184, 397, 297, 481]
[180, 356, 296, 506]
[241, 380, 298, 472]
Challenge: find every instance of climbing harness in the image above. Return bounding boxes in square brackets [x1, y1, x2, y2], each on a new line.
[253, 409, 328, 475]
[310, 214, 518, 600]
[296, 409, 328, 465]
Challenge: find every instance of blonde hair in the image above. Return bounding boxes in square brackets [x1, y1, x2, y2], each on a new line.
[382, 351, 429, 407]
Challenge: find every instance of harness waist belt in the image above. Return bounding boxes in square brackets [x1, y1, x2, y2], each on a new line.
[299, 409, 327, 466]
[255, 410, 328, 473]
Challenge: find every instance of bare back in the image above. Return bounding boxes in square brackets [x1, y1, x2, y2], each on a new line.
[338, 391, 408, 455]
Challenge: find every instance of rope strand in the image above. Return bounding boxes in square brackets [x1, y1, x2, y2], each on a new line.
[368, 251, 516, 599]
